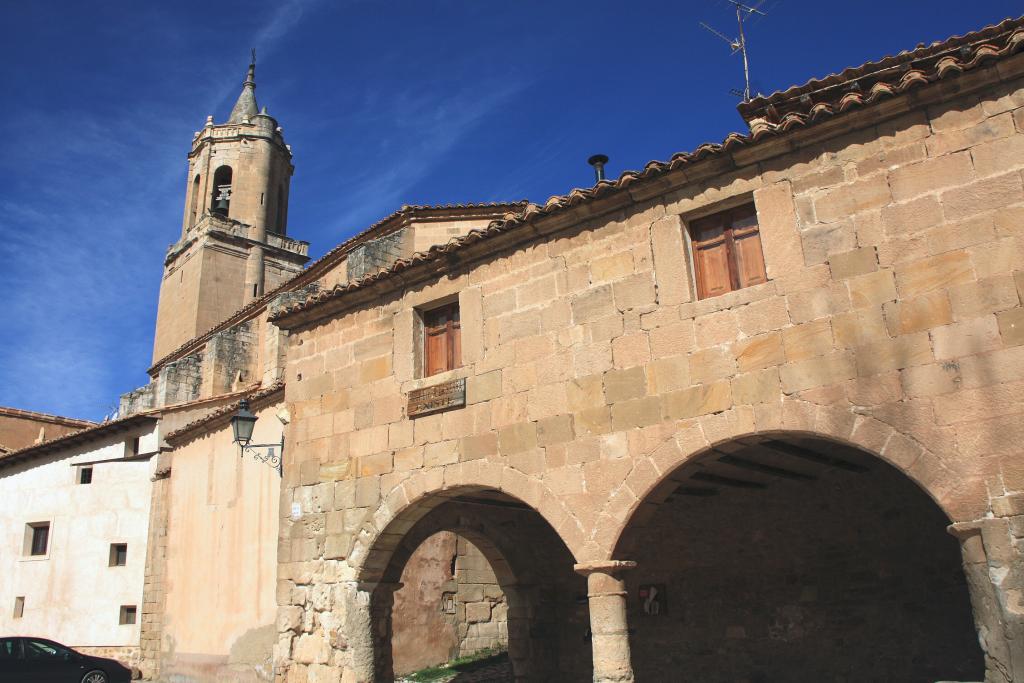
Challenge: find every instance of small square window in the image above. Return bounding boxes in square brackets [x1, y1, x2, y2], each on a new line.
[688, 203, 767, 299]
[24, 522, 50, 557]
[109, 543, 127, 567]
[78, 467, 93, 484]
[13, 597, 24, 619]
[422, 302, 461, 377]
[119, 605, 137, 625]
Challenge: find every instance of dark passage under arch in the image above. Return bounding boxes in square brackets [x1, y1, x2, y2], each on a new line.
[362, 489, 592, 683]
[616, 434, 984, 683]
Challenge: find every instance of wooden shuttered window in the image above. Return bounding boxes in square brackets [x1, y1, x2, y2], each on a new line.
[690, 204, 766, 299]
[423, 303, 461, 377]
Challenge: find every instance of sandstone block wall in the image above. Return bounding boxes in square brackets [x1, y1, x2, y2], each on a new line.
[272, 64, 1024, 681]
[391, 532, 507, 675]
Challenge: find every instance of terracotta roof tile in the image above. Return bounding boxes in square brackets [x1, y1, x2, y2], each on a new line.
[147, 202, 525, 375]
[0, 412, 160, 469]
[0, 405, 96, 429]
[269, 15, 1024, 327]
[738, 16, 1024, 127]
[163, 381, 285, 445]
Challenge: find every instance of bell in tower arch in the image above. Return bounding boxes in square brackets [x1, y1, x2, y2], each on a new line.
[210, 165, 233, 216]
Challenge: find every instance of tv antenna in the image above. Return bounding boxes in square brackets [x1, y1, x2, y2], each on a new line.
[700, 1, 767, 102]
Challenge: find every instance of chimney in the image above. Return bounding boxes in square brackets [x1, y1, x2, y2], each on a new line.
[587, 154, 609, 183]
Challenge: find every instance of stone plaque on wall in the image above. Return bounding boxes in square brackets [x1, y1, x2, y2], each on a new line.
[407, 378, 466, 418]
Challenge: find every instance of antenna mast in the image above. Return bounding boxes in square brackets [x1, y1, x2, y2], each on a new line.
[700, 1, 767, 102]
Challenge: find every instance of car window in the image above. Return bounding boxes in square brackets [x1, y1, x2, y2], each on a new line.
[24, 640, 72, 660]
[0, 638, 19, 660]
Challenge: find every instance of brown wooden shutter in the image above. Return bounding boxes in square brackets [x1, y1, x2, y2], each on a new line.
[691, 216, 733, 299]
[424, 303, 461, 376]
[730, 209, 767, 288]
[424, 308, 448, 377]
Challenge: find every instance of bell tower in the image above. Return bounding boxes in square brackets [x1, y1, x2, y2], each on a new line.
[152, 55, 310, 363]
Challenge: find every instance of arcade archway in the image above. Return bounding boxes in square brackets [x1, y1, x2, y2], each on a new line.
[615, 434, 984, 682]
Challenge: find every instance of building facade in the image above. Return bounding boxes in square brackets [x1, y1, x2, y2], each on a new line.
[4, 14, 1024, 683]
[266, 18, 1024, 683]
[0, 415, 160, 667]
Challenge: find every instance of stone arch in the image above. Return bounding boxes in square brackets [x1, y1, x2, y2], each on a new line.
[210, 165, 233, 216]
[588, 399, 986, 561]
[596, 402, 985, 682]
[349, 473, 592, 683]
[349, 461, 587, 579]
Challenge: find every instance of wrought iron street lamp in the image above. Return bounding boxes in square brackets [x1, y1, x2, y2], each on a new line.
[230, 399, 284, 476]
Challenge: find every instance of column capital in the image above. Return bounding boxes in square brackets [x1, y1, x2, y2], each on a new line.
[947, 521, 985, 539]
[574, 560, 637, 577]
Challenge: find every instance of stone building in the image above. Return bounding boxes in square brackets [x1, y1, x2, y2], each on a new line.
[116, 60, 516, 681]
[4, 13, 1024, 683]
[265, 17, 1024, 683]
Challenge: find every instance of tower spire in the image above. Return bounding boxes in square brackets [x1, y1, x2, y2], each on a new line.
[227, 49, 259, 123]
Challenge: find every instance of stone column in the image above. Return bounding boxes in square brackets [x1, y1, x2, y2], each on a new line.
[949, 495, 1024, 683]
[575, 560, 637, 683]
[342, 581, 402, 683]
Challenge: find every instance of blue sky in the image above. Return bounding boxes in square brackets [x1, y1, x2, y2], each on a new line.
[0, 0, 1019, 421]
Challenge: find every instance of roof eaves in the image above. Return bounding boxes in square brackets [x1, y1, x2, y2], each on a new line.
[164, 381, 285, 446]
[0, 413, 161, 470]
[269, 17, 1024, 327]
[146, 202, 527, 377]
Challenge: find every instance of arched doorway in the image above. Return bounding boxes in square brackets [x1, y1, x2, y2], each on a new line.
[390, 531, 509, 676]
[615, 434, 984, 682]
[359, 488, 591, 682]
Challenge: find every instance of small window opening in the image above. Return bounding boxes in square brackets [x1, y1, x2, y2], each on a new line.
[422, 302, 461, 377]
[211, 166, 233, 216]
[78, 467, 93, 484]
[119, 605, 137, 625]
[253, 284, 259, 297]
[132, 437, 140, 456]
[688, 203, 767, 299]
[189, 174, 201, 227]
[25, 522, 50, 556]
[109, 543, 128, 567]
[276, 184, 287, 235]
[260, 192, 265, 206]
[13, 597, 24, 619]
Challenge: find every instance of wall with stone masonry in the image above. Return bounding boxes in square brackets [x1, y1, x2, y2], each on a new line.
[391, 532, 508, 675]
[391, 532, 460, 674]
[272, 63, 1024, 682]
[451, 535, 507, 658]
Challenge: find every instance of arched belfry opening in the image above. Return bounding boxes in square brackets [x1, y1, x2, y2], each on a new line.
[211, 165, 233, 216]
[357, 488, 592, 682]
[189, 174, 201, 227]
[615, 434, 984, 682]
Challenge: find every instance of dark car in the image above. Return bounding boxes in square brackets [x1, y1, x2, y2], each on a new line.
[0, 637, 135, 683]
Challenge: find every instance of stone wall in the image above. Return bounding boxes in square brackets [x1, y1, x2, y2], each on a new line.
[391, 531, 508, 675]
[452, 535, 507, 658]
[272, 58, 1024, 681]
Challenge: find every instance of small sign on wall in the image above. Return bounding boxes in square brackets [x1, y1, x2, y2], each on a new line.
[441, 591, 456, 614]
[408, 378, 466, 418]
[639, 584, 666, 616]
